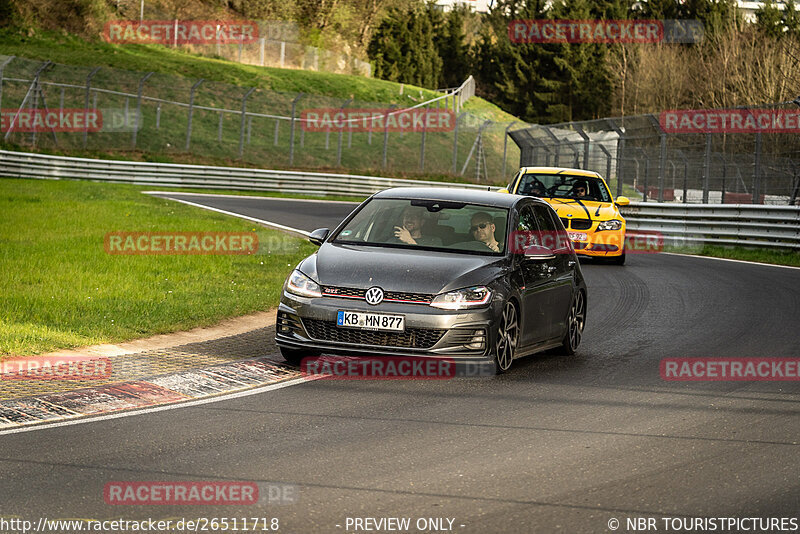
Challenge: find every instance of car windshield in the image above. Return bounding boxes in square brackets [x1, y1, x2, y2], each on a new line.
[517, 173, 612, 203]
[332, 198, 509, 255]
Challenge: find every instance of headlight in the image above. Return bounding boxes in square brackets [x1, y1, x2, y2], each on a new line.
[286, 269, 322, 298]
[431, 286, 492, 310]
[596, 219, 622, 231]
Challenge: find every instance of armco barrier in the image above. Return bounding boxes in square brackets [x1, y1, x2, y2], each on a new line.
[1, 149, 798, 250]
[0, 149, 490, 198]
[620, 203, 800, 250]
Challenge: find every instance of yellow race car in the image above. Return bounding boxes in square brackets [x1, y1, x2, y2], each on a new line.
[501, 167, 631, 264]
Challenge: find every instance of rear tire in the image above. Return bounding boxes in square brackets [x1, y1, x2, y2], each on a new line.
[279, 346, 319, 366]
[559, 291, 586, 355]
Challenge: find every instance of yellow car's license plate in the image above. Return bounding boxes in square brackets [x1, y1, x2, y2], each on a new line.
[568, 232, 588, 242]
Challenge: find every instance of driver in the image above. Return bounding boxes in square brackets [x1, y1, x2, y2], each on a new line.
[572, 181, 589, 198]
[470, 212, 500, 252]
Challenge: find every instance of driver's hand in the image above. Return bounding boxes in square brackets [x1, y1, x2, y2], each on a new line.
[394, 226, 416, 244]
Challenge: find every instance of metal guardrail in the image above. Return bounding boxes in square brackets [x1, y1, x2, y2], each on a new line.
[621, 202, 800, 250]
[1, 149, 798, 250]
[0, 149, 490, 197]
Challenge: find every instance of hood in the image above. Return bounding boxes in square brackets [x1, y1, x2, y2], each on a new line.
[299, 243, 504, 295]
[546, 199, 621, 221]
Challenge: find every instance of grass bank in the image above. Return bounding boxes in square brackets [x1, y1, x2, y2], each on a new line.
[0, 178, 316, 357]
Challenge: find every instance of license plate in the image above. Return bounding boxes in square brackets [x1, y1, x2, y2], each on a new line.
[337, 311, 405, 332]
[568, 232, 588, 242]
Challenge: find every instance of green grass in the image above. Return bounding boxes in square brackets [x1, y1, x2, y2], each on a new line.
[666, 244, 800, 267]
[0, 177, 317, 357]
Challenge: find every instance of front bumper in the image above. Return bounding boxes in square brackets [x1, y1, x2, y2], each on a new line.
[571, 229, 626, 257]
[275, 291, 500, 360]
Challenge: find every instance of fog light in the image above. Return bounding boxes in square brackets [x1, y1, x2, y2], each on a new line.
[466, 329, 486, 350]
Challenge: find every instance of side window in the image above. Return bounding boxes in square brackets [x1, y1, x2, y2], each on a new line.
[513, 205, 540, 251]
[536, 205, 571, 251]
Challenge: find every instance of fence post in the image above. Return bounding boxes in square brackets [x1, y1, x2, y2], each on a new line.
[238, 87, 256, 158]
[260, 38, 265, 66]
[606, 119, 625, 197]
[131, 71, 153, 149]
[540, 126, 562, 167]
[574, 125, 591, 169]
[452, 112, 465, 174]
[753, 131, 762, 204]
[0, 56, 15, 126]
[382, 104, 396, 169]
[598, 143, 613, 185]
[419, 106, 427, 172]
[714, 154, 727, 204]
[337, 98, 352, 167]
[185, 78, 204, 151]
[702, 133, 712, 203]
[5, 61, 52, 142]
[289, 93, 304, 166]
[82, 67, 100, 148]
[675, 150, 688, 203]
[280, 41, 286, 68]
[502, 121, 517, 180]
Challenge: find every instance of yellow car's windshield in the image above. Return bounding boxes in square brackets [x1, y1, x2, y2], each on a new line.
[517, 174, 611, 203]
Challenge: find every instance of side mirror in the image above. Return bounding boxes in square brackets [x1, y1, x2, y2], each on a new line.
[615, 196, 631, 206]
[523, 245, 556, 261]
[498, 187, 510, 194]
[308, 228, 329, 246]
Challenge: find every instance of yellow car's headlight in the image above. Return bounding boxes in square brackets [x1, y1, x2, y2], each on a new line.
[596, 219, 623, 232]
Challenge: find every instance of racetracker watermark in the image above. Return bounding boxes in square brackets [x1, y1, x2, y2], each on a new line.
[1, 355, 112, 380]
[508, 19, 704, 44]
[104, 232, 258, 255]
[301, 356, 495, 379]
[103, 20, 259, 44]
[660, 109, 800, 133]
[300, 108, 455, 132]
[506, 230, 668, 254]
[0, 109, 102, 132]
[103, 481, 297, 505]
[661, 358, 800, 381]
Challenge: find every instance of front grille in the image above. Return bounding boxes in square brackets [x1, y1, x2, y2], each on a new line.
[385, 291, 433, 303]
[322, 286, 364, 298]
[560, 218, 570, 229]
[571, 219, 593, 230]
[302, 319, 445, 349]
[322, 286, 433, 304]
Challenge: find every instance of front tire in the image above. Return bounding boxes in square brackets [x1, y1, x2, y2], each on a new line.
[493, 301, 519, 374]
[560, 290, 586, 355]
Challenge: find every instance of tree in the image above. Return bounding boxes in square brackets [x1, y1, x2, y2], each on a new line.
[367, 4, 442, 88]
[756, 0, 784, 38]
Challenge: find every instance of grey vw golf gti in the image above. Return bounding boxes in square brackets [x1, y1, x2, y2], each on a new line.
[276, 188, 587, 373]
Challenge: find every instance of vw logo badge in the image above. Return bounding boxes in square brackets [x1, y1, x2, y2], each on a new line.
[365, 286, 384, 305]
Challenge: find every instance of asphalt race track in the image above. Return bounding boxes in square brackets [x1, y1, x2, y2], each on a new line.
[2, 193, 799, 534]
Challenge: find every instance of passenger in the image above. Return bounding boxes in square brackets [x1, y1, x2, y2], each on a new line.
[394, 206, 442, 246]
[470, 212, 500, 252]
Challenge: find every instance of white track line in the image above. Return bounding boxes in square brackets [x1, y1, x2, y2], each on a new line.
[145, 194, 311, 237]
[661, 252, 800, 271]
[0, 376, 319, 436]
[143, 190, 359, 204]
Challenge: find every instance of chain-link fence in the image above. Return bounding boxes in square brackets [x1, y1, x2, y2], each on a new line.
[509, 108, 800, 205]
[0, 56, 517, 184]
